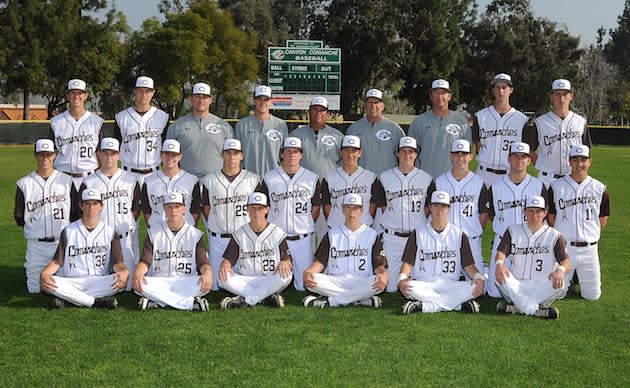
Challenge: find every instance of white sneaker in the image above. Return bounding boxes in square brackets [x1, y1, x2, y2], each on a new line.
[303, 295, 329, 308]
[354, 296, 382, 308]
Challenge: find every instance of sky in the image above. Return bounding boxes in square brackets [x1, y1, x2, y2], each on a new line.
[106, 0, 627, 47]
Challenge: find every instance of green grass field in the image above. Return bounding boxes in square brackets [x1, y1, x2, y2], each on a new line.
[0, 145, 628, 387]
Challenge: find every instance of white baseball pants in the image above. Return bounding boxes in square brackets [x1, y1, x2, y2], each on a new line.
[405, 278, 476, 313]
[381, 232, 408, 292]
[307, 273, 379, 307]
[287, 234, 314, 291]
[564, 244, 601, 300]
[497, 276, 564, 315]
[219, 272, 291, 305]
[50, 274, 119, 307]
[25, 239, 61, 293]
[208, 234, 231, 291]
[136, 276, 208, 310]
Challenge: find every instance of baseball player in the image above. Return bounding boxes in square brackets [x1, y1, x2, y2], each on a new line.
[14, 139, 79, 293]
[200, 139, 260, 290]
[39, 189, 129, 309]
[434, 139, 490, 280]
[548, 145, 610, 300]
[408, 79, 472, 178]
[260, 137, 321, 291]
[346, 89, 405, 176]
[234, 85, 288, 176]
[290, 96, 344, 177]
[141, 139, 202, 229]
[303, 194, 387, 308]
[487, 142, 546, 297]
[495, 196, 570, 319]
[321, 135, 377, 228]
[473, 73, 531, 187]
[218, 192, 292, 309]
[133, 192, 212, 311]
[49, 79, 104, 189]
[399, 191, 485, 314]
[80, 138, 142, 290]
[528, 79, 592, 187]
[113, 76, 169, 187]
[166, 82, 234, 177]
[373, 136, 433, 292]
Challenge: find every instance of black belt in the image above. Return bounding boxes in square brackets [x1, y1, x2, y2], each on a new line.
[286, 234, 309, 241]
[118, 231, 131, 239]
[479, 165, 507, 175]
[541, 172, 565, 179]
[38, 237, 57, 242]
[123, 166, 159, 174]
[63, 170, 93, 178]
[470, 235, 481, 240]
[570, 241, 597, 247]
[210, 232, 232, 238]
[384, 228, 411, 238]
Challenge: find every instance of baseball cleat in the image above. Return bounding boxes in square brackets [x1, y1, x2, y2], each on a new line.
[534, 306, 559, 320]
[496, 300, 518, 314]
[193, 297, 210, 312]
[354, 296, 382, 308]
[261, 293, 285, 308]
[461, 299, 480, 314]
[303, 295, 329, 308]
[402, 300, 423, 315]
[93, 297, 118, 309]
[138, 297, 159, 310]
[53, 297, 70, 309]
[220, 296, 249, 310]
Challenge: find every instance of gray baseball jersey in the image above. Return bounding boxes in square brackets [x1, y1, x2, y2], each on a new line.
[290, 125, 345, 177]
[113, 106, 169, 170]
[473, 106, 529, 171]
[346, 116, 405, 175]
[49, 110, 104, 174]
[321, 166, 377, 228]
[234, 115, 288, 177]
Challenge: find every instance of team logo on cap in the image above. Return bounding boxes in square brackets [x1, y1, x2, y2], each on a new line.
[346, 138, 357, 146]
[455, 143, 465, 150]
[376, 129, 391, 141]
[205, 123, 222, 134]
[41, 143, 51, 150]
[140, 79, 150, 86]
[445, 124, 462, 137]
[575, 147, 583, 153]
[168, 193, 178, 201]
[198, 86, 207, 92]
[166, 143, 176, 150]
[515, 144, 526, 152]
[557, 81, 567, 88]
[531, 198, 541, 206]
[347, 196, 358, 204]
[402, 138, 413, 145]
[319, 135, 336, 146]
[436, 193, 446, 200]
[287, 139, 299, 146]
[227, 141, 237, 148]
[72, 80, 81, 87]
[106, 141, 115, 148]
[266, 129, 282, 142]
[254, 194, 263, 201]
[435, 80, 446, 87]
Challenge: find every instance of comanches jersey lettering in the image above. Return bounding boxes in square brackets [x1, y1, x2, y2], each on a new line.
[233, 222, 286, 276]
[51, 111, 103, 173]
[325, 224, 377, 277]
[147, 223, 202, 277]
[434, 171, 487, 237]
[490, 175, 544, 236]
[503, 224, 562, 281]
[534, 111, 587, 175]
[323, 166, 376, 228]
[379, 167, 432, 232]
[115, 107, 169, 170]
[143, 170, 199, 228]
[410, 223, 465, 281]
[62, 221, 115, 277]
[475, 106, 529, 170]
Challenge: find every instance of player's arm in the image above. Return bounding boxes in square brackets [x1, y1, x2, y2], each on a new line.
[397, 233, 418, 298]
[304, 234, 328, 289]
[14, 186, 25, 227]
[110, 235, 129, 291]
[495, 230, 512, 284]
[131, 182, 142, 220]
[461, 234, 484, 297]
[200, 184, 211, 220]
[133, 235, 153, 293]
[548, 236, 571, 289]
[425, 180, 435, 217]
[471, 115, 481, 155]
[320, 178, 331, 219]
[219, 238, 239, 283]
[527, 121, 540, 164]
[112, 118, 122, 142]
[195, 237, 212, 293]
[371, 238, 388, 292]
[600, 189, 610, 229]
[141, 183, 152, 225]
[40, 230, 68, 293]
[274, 238, 292, 279]
[190, 181, 202, 227]
[311, 179, 322, 221]
[478, 185, 490, 227]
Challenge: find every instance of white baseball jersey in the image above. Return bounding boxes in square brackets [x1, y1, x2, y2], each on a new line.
[16, 170, 74, 239]
[114, 106, 169, 170]
[142, 170, 200, 228]
[533, 111, 589, 175]
[142, 222, 205, 277]
[474, 106, 529, 170]
[434, 171, 488, 238]
[56, 220, 118, 277]
[264, 166, 319, 235]
[346, 117, 405, 175]
[489, 174, 545, 236]
[318, 224, 380, 277]
[378, 167, 432, 232]
[290, 125, 345, 177]
[229, 222, 287, 276]
[201, 169, 259, 234]
[50, 110, 103, 173]
[322, 166, 376, 228]
[234, 115, 288, 177]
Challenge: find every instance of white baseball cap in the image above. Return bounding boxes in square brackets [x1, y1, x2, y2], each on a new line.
[135, 76, 154, 89]
[552, 79, 572, 92]
[223, 139, 242, 152]
[35, 139, 54, 153]
[67, 79, 86, 92]
[525, 195, 546, 209]
[491, 73, 513, 86]
[431, 79, 450, 91]
[570, 145, 590, 158]
[247, 192, 268, 207]
[398, 136, 418, 150]
[192, 82, 211, 96]
[342, 193, 363, 207]
[509, 142, 530, 155]
[341, 135, 361, 149]
[99, 137, 120, 152]
[163, 191, 185, 205]
[82, 188, 102, 203]
[430, 190, 451, 206]
[282, 137, 302, 150]
[162, 139, 181, 153]
[310, 96, 328, 109]
[365, 88, 383, 100]
[254, 85, 272, 98]
[451, 139, 471, 153]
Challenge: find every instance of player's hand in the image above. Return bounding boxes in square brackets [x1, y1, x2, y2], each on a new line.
[472, 278, 485, 298]
[373, 273, 387, 292]
[398, 279, 412, 298]
[495, 263, 510, 284]
[303, 271, 317, 289]
[40, 272, 57, 293]
[133, 273, 147, 293]
[198, 271, 212, 293]
[275, 260, 293, 280]
[112, 269, 129, 291]
[218, 261, 233, 283]
[548, 269, 565, 289]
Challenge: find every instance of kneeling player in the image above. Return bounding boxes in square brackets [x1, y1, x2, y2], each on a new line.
[133, 192, 212, 311]
[218, 192, 292, 309]
[303, 194, 388, 308]
[399, 191, 485, 314]
[495, 196, 570, 319]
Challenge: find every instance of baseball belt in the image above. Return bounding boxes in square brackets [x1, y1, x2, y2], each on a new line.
[210, 232, 232, 238]
[286, 234, 309, 241]
[479, 165, 507, 175]
[123, 166, 159, 174]
[570, 241, 598, 247]
[541, 172, 565, 179]
[383, 228, 411, 238]
[38, 237, 57, 242]
[63, 170, 93, 178]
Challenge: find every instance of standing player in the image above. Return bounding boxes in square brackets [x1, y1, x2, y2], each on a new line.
[133, 192, 212, 311]
[39, 189, 128, 309]
[234, 85, 288, 176]
[529, 79, 592, 187]
[142, 140, 201, 229]
[113, 76, 169, 187]
[548, 145, 610, 300]
[399, 191, 485, 315]
[374, 136, 433, 292]
[49, 79, 104, 189]
[408, 79, 471, 178]
[80, 138, 142, 290]
[261, 137, 321, 291]
[495, 196, 570, 319]
[218, 192, 292, 309]
[14, 139, 78, 293]
[487, 142, 546, 297]
[321, 135, 377, 229]
[473, 73, 530, 187]
[201, 139, 260, 290]
[166, 82, 233, 177]
[303, 194, 388, 309]
[434, 139, 490, 279]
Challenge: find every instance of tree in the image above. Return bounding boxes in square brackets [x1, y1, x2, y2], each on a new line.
[605, 0, 630, 79]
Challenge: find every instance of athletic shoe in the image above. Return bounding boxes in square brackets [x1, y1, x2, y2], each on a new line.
[354, 296, 382, 308]
[193, 297, 210, 312]
[534, 306, 559, 320]
[402, 300, 423, 315]
[461, 299, 480, 314]
[53, 297, 69, 309]
[220, 296, 249, 310]
[261, 293, 285, 308]
[138, 297, 158, 310]
[303, 295, 329, 308]
[496, 301, 518, 314]
[93, 297, 118, 309]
